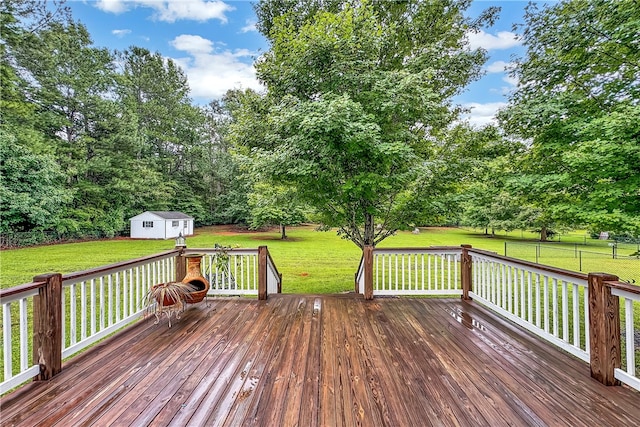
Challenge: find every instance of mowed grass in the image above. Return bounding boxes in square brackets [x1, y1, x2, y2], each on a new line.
[1, 225, 638, 293]
[1, 225, 638, 376]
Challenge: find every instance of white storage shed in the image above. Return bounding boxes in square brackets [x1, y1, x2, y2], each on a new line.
[129, 211, 194, 239]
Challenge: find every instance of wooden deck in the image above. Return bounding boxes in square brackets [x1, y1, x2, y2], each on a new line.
[1, 294, 639, 426]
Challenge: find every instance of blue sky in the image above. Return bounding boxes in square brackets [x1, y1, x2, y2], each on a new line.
[66, 0, 543, 126]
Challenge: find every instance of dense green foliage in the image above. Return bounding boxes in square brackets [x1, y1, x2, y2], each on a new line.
[499, 0, 640, 238]
[0, 0, 250, 243]
[242, 0, 497, 248]
[1, 0, 638, 248]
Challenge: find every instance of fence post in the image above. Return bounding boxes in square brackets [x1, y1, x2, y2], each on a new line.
[363, 245, 374, 300]
[32, 273, 63, 381]
[258, 246, 267, 300]
[461, 245, 473, 300]
[588, 272, 621, 386]
[175, 248, 186, 282]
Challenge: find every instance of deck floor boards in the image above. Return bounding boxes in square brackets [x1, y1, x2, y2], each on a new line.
[1, 294, 639, 426]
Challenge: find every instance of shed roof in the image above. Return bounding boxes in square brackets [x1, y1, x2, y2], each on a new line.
[129, 211, 193, 221]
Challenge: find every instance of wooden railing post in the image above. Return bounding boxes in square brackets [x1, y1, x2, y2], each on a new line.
[363, 245, 374, 300]
[258, 246, 267, 300]
[175, 249, 186, 282]
[32, 273, 62, 381]
[588, 272, 621, 386]
[461, 245, 472, 300]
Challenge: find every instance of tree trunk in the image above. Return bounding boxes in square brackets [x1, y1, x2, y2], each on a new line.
[363, 213, 375, 248]
[280, 224, 287, 240]
[540, 226, 548, 242]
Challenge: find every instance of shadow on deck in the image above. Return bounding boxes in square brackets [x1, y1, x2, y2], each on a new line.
[2, 294, 639, 426]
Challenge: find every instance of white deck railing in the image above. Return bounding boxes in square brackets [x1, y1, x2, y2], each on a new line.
[1, 282, 42, 393]
[469, 249, 590, 362]
[60, 251, 177, 359]
[357, 245, 639, 392]
[357, 248, 462, 296]
[611, 283, 640, 391]
[186, 247, 281, 296]
[1, 246, 281, 394]
[1, 250, 179, 394]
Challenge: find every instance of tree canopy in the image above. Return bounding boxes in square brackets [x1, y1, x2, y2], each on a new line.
[1, 0, 637, 248]
[499, 0, 640, 237]
[244, 0, 496, 248]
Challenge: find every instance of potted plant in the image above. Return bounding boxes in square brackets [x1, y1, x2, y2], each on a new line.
[144, 281, 196, 327]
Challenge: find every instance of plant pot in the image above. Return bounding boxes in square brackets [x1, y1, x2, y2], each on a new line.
[150, 282, 193, 307]
[182, 254, 210, 303]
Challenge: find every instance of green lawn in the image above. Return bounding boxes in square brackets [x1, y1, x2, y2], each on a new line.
[1, 225, 638, 380]
[1, 225, 638, 293]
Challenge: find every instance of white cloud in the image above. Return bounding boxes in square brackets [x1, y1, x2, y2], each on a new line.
[112, 29, 131, 38]
[485, 60, 512, 74]
[95, 0, 234, 23]
[467, 30, 521, 51]
[171, 34, 214, 55]
[460, 102, 507, 127]
[96, 0, 129, 14]
[240, 19, 257, 33]
[502, 74, 519, 87]
[170, 34, 262, 100]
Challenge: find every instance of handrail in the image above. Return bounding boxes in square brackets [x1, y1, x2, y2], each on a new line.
[0, 281, 46, 304]
[61, 250, 181, 284]
[469, 248, 588, 282]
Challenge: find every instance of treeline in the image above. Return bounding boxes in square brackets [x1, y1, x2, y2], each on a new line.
[1, 1, 251, 243]
[1, 0, 639, 248]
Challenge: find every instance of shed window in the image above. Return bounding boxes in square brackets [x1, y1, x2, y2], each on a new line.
[172, 221, 179, 227]
[183, 220, 188, 227]
[143, 221, 154, 228]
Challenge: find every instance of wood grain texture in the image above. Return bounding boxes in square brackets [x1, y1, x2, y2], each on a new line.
[2, 294, 639, 426]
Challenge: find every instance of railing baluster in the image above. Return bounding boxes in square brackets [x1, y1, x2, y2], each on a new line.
[573, 283, 580, 347]
[544, 275, 550, 333]
[552, 278, 559, 338]
[624, 298, 635, 376]
[91, 278, 96, 336]
[535, 274, 541, 329]
[562, 280, 569, 342]
[99, 276, 105, 330]
[3, 304, 11, 379]
[81, 280, 87, 340]
[440, 255, 445, 291]
[528, 272, 533, 323]
[123, 269, 128, 319]
[19, 299, 28, 370]
[108, 274, 113, 326]
[70, 284, 77, 345]
[520, 269, 525, 319]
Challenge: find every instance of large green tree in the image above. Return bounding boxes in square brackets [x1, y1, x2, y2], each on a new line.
[499, 0, 640, 236]
[0, 0, 72, 234]
[246, 0, 495, 248]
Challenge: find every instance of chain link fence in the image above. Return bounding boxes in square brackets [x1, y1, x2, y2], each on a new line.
[504, 242, 640, 285]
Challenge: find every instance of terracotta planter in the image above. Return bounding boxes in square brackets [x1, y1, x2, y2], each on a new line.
[182, 254, 210, 303]
[150, 282, 191, 306]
